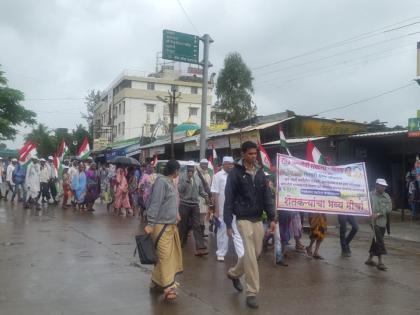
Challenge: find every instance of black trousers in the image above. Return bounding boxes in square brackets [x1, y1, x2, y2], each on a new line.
[178, 203, 206, 250]
[39, 182, 51, 201]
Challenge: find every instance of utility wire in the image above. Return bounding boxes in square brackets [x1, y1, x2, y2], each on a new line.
[252, 17, 420, 71]
[254, 43, 414, 86]
[311, 82, 415, 116]
[253, 32, 419, 80]
[176, 0, 200, 34]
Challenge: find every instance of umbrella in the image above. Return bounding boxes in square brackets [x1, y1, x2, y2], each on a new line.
[110, 156, 140, 166]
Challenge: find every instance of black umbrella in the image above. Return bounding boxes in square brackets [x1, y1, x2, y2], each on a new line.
[110, 156, 140, 166]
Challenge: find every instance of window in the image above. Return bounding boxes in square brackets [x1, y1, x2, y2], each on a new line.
[117, 123, 121, 135]
[121, 122, 125, 135]
[118, 103, 122, 115]
[191, 86, 198, 94]
[147, 82, 155, 90]
[146, 104, 155, 113]
[189, 107, 198, 116]
[150, 124, 155, 134]
[122, 101, 125, 114]
[113, 105, 117, 118]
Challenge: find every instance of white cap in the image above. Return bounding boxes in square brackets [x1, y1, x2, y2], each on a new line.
[48, 156, 53, 160]
[223, 156, 234, 164]
[264, 172, 271, 177]
[200, 159, 208, 164]
[376, 178, 388, 187]
[11, 158, 18, 162]
[0, 157, 3, 160]
[187, 161, 195, 167]
[40, 158, 46, 162]
[87, 156, 93, 160]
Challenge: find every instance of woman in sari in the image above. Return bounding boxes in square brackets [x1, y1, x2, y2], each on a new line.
[62, 167, 72, 209]
[85, 163, 100, 212]
[114, 166, 132, 216]
[144, 159, 182, 301]
[71, 163, 87, 211]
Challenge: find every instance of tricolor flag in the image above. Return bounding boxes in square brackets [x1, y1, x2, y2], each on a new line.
[56, 139, 69, 161]
[53, 155, 61, 178]
[258, 142, 273, 174]
[279, 127, 291, 156]
[212, 147, 219, 167]
[18, 141, 38, 166]
[208, 159, 214, 177]
[306, 140, 326, 165]
[151, 154, 158, 167]
[77, 137, 91, 160]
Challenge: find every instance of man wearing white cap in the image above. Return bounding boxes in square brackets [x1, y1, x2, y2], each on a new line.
[365, 178, 392, 271]
[47, 156, 58, 204]
[5, 158, 17, 201]
[196, 158, 213, 237]
[39, 158, 52, 204]
[25, 157, 41, 210]
[211, 156, 244, 261]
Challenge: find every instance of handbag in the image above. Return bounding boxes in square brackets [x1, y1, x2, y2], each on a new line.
[134, 224, 168, 265]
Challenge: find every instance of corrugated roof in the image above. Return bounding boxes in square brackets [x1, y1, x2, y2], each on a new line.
[348, 130, 407, 138]
[263, 137, 326, 146]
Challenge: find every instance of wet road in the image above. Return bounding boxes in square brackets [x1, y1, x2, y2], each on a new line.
[1, 201, 420, 315]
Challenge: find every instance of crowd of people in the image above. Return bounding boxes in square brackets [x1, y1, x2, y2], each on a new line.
[143, 141, 392, 308]
[0, 141, 393, 309]
[0, 155, 156, 216]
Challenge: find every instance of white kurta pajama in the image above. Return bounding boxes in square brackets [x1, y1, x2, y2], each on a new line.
[25, 162, 41, 202]
[211, 169, 244, 258]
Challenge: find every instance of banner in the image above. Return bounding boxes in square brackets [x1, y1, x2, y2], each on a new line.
[276, 154, 372, 216]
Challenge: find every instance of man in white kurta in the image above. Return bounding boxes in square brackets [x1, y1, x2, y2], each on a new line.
[5, 158, 17, 200]
[25, 157, 41, 210]
[211, 156, 244, 261]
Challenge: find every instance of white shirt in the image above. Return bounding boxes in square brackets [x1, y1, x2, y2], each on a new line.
[211, 169, 228, 217]
[39, 164, 51, 183]
[6, 164, 15, 184]
[68, 166, 78, 181]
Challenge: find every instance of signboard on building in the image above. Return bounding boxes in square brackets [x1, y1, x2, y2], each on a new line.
[162, 30, 199, 64]
[187, 66, 203, 75]
[408, 117, 420, 138]
[276, 154, 372, 216]
[230, 130, 260, 149]
[294, 118, 368, 137]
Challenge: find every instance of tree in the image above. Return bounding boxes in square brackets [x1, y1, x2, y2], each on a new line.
[215, 52, 256, 124]
[0, 65, 37, 140]
[71, 124, 92, 154]
[82, 89, 101, 137]
[25, 124, 57, 158]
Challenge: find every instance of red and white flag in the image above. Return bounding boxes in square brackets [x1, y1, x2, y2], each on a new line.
[306, 140, 326, 165]
[18, 141, 38, 165]
[77, 137, 90, 160]
[258, 142, 272, 174]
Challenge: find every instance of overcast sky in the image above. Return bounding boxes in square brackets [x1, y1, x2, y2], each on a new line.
[1, 0, 420, 149]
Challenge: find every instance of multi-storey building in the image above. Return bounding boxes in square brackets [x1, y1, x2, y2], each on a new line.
[93, 68, 213, 149]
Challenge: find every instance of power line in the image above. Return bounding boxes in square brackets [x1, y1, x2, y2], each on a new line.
[254, 32, 419, 80]
[252, 16, 420, 71]
[254, 43, 414, 86]
[26, 97, 84, 101]
[176, 0, 200, 34]
[311, 82, 416, 116]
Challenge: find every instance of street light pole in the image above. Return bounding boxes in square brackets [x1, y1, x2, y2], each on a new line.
[199, 34, 213, 160]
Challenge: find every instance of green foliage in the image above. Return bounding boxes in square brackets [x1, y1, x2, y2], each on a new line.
[24, 124, 57, 158]
[215, 52, 256, 124]
[0, 66, 37, 140]
[82, 89, 101, 137]
[24, 124, 91, 158]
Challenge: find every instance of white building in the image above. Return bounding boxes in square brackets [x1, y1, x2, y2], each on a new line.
[93, 69, 213, 149]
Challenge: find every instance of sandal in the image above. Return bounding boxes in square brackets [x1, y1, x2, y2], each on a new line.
[377, 263, 387, 271]
[305, 246, 313, 257]
[313, 254, 324, 260]
[164, 288, 177, 301]
[365, 260, 377, 267]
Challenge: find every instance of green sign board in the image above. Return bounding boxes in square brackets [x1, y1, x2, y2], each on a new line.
[408, 118, 420, 131]
[162, 30, 199, 64]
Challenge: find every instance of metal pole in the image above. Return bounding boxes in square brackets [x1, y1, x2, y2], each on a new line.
[199, 34, 212, 160]
[170, 90, 175, 159]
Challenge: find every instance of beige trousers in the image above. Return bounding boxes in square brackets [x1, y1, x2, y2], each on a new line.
[228, 220, 264, 296]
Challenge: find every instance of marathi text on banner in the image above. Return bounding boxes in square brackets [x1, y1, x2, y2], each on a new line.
[276, 154, 372, 216]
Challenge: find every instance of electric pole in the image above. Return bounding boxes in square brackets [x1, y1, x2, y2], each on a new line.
[199, 34, 213, 160]
[157, 85, 181, 159]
